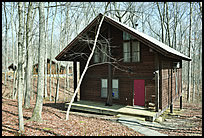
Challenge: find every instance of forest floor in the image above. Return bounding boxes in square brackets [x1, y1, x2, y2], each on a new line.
[2, 77, 144, 136]
[146, 96, 202, 136]
[2, 75, 202, 136]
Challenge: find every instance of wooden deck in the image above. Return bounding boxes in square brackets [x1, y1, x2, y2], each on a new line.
[65, 100, 159, 122]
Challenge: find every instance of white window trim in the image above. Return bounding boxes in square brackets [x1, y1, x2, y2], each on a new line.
[101, 79, 119, 99]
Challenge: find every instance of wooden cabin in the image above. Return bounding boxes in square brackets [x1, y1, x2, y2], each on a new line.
[55, 13, 191, 113]
[33, 58, 66, 75]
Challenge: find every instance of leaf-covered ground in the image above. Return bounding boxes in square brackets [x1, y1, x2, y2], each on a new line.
[2, 98, 145, 136]
[2, 78, 144, 136]
[146, 93, 202, 136]
[2, 76, 202, 136]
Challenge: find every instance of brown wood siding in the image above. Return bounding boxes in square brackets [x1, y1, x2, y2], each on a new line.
[80, 23, 156, 106]
[160, 55, 182, 110]
[160, 60, 171, 109]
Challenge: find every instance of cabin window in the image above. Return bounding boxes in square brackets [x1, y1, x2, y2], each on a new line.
[123, 31, 131, 40]
[101, 79, 108, 98]
[123, 31, 140, 62]
[101, 79, 119, 99]
[132, 41, 140, 62]
[123, 42, 131, 62]
[112, 79, 119, 99]
[101, 44, 107, 62]
[94, 47, 100, 63]
[93, 45, 107, 63]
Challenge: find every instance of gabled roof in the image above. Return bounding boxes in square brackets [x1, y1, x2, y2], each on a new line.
[55, 13, 191, 61]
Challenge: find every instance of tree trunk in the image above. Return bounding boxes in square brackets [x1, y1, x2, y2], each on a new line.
[44, 2, 49, 98]
[156, 2, 165, 43]
[11, 3, 17, 99]
[187, 2, 192, 102]
[166, 2, 171, 47]
[66, 4, 109, 120]
[17, 2, 25, 132]
[30, 3, 37, 100]
[199, 2, 202, 19]
[192, 48, 195, 102]
[64, 64, 67, 102]
[4, 2, 8, 86]
[11, 2, 14, 66]
[55, 5, 64, 103]
[173, 3, 178, 50]
[66, 63, 70, 90]
[23, 2, 27, 99]
[12, 70, 17, 99]
[49, 2, 58, 101]
[55, 63, 60, 103]
[24, 2, 33, 109]
[31, 2, 45, 122]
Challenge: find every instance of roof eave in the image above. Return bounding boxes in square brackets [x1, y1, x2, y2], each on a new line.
[55, 14, 103, 61]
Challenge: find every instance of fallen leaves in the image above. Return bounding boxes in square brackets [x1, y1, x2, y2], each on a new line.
[147, 95, 202, 136]
[2, 98, 143, 136]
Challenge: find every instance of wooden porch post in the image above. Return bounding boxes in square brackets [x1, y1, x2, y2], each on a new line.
[155, 53, 159, 112]
[180, 95, 182, 110]
[170, 68, 173, 113]
[170, 103, 173, 113]
[74, 61, 78, 102]
[180, 64, 183, 110]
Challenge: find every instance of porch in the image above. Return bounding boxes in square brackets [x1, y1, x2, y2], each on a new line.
[65, 100, 159, 122]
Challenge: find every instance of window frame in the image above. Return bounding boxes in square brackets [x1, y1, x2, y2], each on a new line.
[100, 78, 119, 99]
[101, 44, 108, 63]
[122, 31, 141, 63]
[123, 41, 131, 62]
[132, 40, 140, 62]
[112, 79, 119, 99]
[101, 79, 108, 98]
[93, 47, 101, 63]
[93, 44, 108, 63]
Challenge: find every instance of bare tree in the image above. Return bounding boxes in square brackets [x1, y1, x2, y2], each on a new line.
[22, 2, 27, 98]
[10, 3, 18, 99]
[10, 2, 16, 99]
[3, 2, 8, 86]
[165, 2, 171, 47]
[24, 2, 33, 109]
[187, 2, 192, 102]
[199, 2, 202, 19]
[49, 2, 58, 101]
[156, 2, 165, 43]
[17, 2, 25, 133]
[55, 5, 64, 103]
[66, 2, 110, 120]
[30, 2, 45, 122]
[44, 2, 49, 98]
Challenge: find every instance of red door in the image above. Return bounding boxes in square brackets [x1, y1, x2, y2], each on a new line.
[134, 80, 145, 106]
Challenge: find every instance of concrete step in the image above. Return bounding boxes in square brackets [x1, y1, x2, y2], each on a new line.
[118, 118, 168, 136]
[117, 114, 146, 121]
